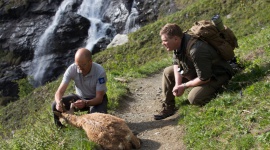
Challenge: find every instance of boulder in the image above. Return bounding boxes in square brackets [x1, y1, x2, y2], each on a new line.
[107, 34, 129, 48]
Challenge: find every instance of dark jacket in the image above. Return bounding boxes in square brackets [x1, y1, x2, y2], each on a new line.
[173, 33, 234, 81]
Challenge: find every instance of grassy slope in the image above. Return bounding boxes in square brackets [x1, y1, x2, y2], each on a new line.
[0, 0, 270, 149]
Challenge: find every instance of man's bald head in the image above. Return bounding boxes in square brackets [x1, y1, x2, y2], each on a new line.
[75, 48, 92, 62]
[74, 48, 93, 76]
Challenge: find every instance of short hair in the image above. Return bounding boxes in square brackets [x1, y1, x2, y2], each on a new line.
[159, 23, 183, 38]
[77, 48, 92, 61]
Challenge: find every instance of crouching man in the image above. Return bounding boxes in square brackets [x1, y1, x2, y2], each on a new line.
[52, 48, 108, 127]
[154, 23, 234, 120]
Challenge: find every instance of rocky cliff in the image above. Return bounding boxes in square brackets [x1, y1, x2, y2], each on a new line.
[0, 0, 178, 104]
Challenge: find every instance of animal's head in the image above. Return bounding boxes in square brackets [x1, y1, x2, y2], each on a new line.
[59, 99, 67, 112]
[53, 111, 69, 125]
[53, 111, 79, 127]
[53, 111, 63, 117]
[59, 98, 76, 114]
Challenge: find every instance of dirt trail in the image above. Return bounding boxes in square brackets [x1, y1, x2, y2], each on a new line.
[112, 71, 186, 150]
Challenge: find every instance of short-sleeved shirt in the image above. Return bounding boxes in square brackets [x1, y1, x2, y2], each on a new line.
[62, 62, 107, 99]
[173, 34, 234, 81]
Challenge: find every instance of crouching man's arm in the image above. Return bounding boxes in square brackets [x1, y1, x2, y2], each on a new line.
[55, 82, 68, 112]
[184, 77, 210, 88]
[73, 91, 105, 108]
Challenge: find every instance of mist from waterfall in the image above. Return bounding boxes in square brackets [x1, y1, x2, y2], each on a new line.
[77, 0, 112, 51]
[123, 0, 140, 34]
[29, 0, 75, 87]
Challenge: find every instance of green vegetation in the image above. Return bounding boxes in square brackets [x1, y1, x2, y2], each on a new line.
[1, 0, 27, 12]
[0, 51, 22, 66]
[17, 77, 34, 98]
[0, 0, 270, 149]
[178, 26, 270, 149]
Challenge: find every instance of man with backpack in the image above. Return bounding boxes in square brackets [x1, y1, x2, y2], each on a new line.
[154, 23, 235, 120]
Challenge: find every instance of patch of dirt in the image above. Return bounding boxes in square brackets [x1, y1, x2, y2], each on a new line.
[112, 71, 186, 150]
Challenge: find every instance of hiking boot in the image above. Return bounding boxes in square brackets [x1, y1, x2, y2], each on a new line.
[154, 106, 177, 120]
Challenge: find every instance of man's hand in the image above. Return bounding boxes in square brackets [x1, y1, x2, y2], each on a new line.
[56, 102, 64, 112]
[73, 100, 86, 109]
[172, 84, 185, 97]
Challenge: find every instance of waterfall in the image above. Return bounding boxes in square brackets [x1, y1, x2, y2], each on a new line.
[77, 0, 112, 51]
[28, 0, 141, 87]
[29, 0, 75, 87]
[123, 0, 140, 34]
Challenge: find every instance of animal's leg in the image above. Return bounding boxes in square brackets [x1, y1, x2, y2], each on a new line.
[130, 134, 141, 149]
[68, 103, 75, 114]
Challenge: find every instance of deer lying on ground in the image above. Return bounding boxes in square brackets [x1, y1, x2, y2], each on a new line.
[54, 103, 141, 150]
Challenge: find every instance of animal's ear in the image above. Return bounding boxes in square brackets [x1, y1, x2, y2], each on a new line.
[53, 111, 62, 117]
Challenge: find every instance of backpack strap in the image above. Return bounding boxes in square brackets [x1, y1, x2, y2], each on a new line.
[186, 37, 197, 52]
[186, 37, 197, 59]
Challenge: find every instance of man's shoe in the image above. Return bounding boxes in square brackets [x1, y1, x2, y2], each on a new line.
[154, 108, 177, 120]
[154, 113, 174, 120]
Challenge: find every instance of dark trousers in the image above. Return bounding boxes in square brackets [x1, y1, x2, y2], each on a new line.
[163, 66, 230, 106]
[52, 93, 108, 127]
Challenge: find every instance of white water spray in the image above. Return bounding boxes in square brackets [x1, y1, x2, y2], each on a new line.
[29, 0, 141, 87]
[77, 0, 112, 51]
[29, 0, 75, 87]
[123, 0, 140, 34]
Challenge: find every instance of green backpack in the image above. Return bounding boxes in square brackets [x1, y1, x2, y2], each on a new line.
[186, 15, 238, 61]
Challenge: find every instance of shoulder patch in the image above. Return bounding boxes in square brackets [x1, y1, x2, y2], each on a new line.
[98, 77, 105, 84]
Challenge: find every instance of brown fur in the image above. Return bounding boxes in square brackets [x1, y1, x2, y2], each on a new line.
[54, 111, 141, 150]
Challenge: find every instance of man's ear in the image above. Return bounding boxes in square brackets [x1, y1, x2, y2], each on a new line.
[174, 36, 180, 41]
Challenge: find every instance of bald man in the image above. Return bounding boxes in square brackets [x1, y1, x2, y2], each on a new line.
[52, 48, 108, 127]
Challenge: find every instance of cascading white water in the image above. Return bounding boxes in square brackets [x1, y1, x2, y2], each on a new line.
[29, 0, 141, 87]
[29, 0, 75, 87]
[123, 0, 140, 34]
[77, 0, 112, 51]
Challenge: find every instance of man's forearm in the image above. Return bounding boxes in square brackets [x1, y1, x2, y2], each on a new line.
[84, 98, 100, 106]
[185, 77, 210, 88]
[55, 90, 64, 104]
[54, 83, 68, 104]
[174, 65, 182, 85]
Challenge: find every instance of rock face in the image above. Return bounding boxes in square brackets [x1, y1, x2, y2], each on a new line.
[0, 0, 90, 95]
[107, 34, 129, 48]
[0, 0, 178, 102]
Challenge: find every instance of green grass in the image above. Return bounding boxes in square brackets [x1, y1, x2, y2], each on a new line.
[0, 0, 270, 149]
[177, 21, 270, 149]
